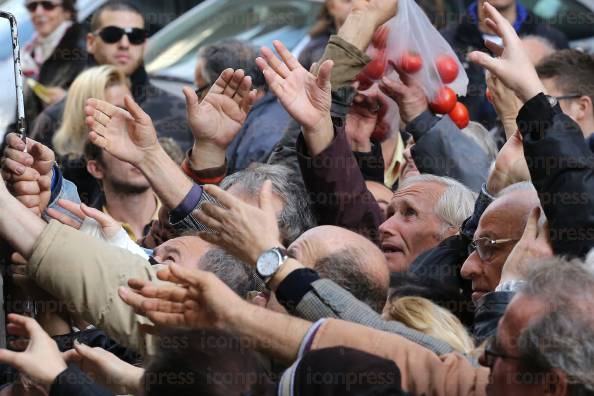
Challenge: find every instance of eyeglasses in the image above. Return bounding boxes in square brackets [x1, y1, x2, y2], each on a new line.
[482, 335, 522, 368]
[555, 94, 582, 101]
[94, 26, 147, 45]
[26, 1, 62, 12]
[468, 237, 518, 261]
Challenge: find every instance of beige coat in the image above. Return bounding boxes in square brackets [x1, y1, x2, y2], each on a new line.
[27, 221, 162, 355]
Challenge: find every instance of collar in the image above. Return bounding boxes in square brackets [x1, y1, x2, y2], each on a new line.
[103, 195, 161, 241]
[467, 1, 528, 32]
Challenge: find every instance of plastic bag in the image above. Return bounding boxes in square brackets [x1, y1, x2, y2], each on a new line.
[357, 0, 469, 116]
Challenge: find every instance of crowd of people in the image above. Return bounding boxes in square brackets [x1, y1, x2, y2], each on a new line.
[0, 0, 592, 395]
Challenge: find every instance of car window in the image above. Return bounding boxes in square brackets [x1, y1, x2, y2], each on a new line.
[520, 0, 594, 40]
[146, 0, 321, 74]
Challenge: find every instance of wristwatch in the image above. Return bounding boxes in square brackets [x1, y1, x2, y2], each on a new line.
[256, 247, 289, 283]
[544, 94, 558, 108]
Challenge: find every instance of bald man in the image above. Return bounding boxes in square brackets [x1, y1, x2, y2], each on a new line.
[288, 225, 390, 312]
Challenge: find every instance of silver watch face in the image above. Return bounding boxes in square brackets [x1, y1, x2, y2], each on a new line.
[257, 250, 281, 278]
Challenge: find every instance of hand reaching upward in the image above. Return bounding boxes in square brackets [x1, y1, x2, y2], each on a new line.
[256, 40, 334, 155]
[85, 96, 160, 167]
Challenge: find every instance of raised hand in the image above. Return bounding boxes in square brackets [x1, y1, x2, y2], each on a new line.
[486, 72, 523, 139]
[195, 180, 282, 266]
[379, 66, 428, 124]
[351, 0, 399, 27]
[47, 199, 121, 239]
[63, 341, 144, 394]
[256, 40, 334, 155]
[0, 314, 67, 386]
[486, 131, 530, 195]
[499, 207, 553, 285]
[468, 2, 544, 102]
[184, 69, 256, 149]
[118, 263, 242, 332]
[85, 96, 159, 167]
[1, 133, 55, 215]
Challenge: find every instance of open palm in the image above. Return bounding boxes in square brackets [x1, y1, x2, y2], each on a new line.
[85, 96, 159, 166]
[256, 40, 333, 131]
[185, 69, 256, 148]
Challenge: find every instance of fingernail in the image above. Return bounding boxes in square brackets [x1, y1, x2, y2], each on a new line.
[16, 166, 24, 174]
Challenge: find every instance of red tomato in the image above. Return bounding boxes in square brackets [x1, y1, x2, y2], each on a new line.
[485, 88, 493, 103]
[371, 121, 391, 142]
[363, 50, 387, 80]
[372, 26, 390, 49]
[398, 51, 423, 74]
[448, 102, 470, 129]
[435, 55, 459, 84]
[429, 86, 457, 114]
[356, 74, 374, 91]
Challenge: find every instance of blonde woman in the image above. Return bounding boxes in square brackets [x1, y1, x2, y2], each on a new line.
[52, 65, 131, 157]
[383, 296, 475, 355]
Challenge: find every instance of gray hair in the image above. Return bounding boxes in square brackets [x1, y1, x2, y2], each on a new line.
[220, 164, 316, 245]
[198, 248, 258, 298]
[314, 247, 388, 313]
[517, 258, 594, 394]
[196, 39, 266, 90]
[398, 174, 477, 234]
[461, 121, 498, 161]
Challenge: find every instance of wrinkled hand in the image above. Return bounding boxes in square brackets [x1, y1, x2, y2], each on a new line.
[184, 69, 256, 149]
[379, 67, 428, 124]
[468, 3, 544, 102]
[46, 199, 121, 239]
[500, 207, 553, 285]
[345, 94, 386, 151]
[1, 133, 54, 215]
[352, 0, 398, 27]
[85, 96, 160, 167]
[486, 72, 523, 138]
[119, 264, 242, 332]
[487, 131, 530, 195]
[0, 314, 67, 386]
[256, 41, 333, 134]
[63, 341, 143, 394]
[195, 180, 282, 266]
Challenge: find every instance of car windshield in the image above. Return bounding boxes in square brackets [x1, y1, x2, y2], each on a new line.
[145, 0, 322, 79]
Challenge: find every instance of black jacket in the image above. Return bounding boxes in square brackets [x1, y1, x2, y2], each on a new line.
[472, 291, 514, 344]
[440, 5, 568, 129]
[50, 366, 114, 396]
[517, 93, 594, 257]
[30, 64, 193, 151]
[23, 23, 88, 128]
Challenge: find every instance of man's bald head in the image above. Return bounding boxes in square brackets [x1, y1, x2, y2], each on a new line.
[288, 226, 389, 312]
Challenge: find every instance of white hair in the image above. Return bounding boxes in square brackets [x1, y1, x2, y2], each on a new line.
[398, 174, 477, 234]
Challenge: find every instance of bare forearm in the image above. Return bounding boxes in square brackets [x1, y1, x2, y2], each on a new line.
[0, 190, 46, 258]
[189, 141, 226, 171]
[302, 115, 334, 157]
[138, 146, 194, 209]
[224, 302, 310, 363]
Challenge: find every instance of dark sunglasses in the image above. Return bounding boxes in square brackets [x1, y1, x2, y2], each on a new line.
[95, 26, 147, 45]
[482, 335, 522, 368]
[26, 1, 61, 12]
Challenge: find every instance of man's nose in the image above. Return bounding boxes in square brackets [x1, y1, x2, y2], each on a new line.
[118, 34, 130, 49]
[460, 251, 481, 280]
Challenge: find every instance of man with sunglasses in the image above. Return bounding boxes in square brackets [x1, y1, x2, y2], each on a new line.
[31, 1, 193, 151]
[536, 50, 594, 152]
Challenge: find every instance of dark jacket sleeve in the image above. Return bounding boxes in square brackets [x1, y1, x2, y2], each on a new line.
[50, 366, 114, 396]
[407, 111, 490, 192]
[517, 93, 594, 257]
[297, 124, 383, 244]
[472, 292, 515, 344]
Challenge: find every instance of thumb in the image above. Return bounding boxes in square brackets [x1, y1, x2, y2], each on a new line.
[469, 51, 500, 76]
[259, 180, 274, 213]
[182, 86, 199, 111]
[123, 95, 149, 123]
[62, 349, 81, 364]
[522, 207, 540, 240]
[28, 142, 54, 163]
[0, 349, 22, 369]
[378, 76, 406, 100]
[316, 60, 334, 90]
